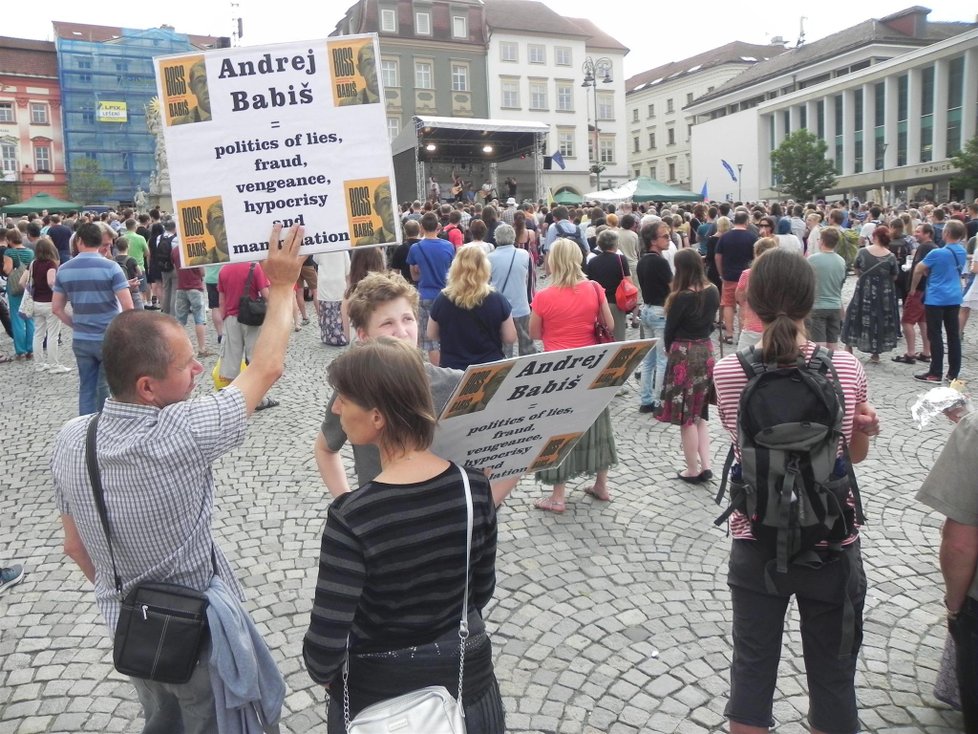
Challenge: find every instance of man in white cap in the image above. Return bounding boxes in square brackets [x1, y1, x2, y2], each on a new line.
[501, 197, 518, 225]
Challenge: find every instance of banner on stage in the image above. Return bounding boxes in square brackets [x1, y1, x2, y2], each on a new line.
[431, 340, 655, 479]
[153, 35, 399, 267]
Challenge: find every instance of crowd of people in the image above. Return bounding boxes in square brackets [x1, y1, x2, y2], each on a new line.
[2, 191, 978, 733]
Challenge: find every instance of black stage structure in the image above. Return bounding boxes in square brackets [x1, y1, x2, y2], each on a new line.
[391, 115, 549, 205]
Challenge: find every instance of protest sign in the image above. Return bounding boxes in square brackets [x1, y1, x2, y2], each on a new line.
[154, 35, 398, 266]
[431, 340, 654, 479]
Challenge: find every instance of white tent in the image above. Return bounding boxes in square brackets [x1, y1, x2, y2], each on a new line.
[584, 180, 637, 203]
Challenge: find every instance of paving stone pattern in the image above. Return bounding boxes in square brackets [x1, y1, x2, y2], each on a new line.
[0, 281, 969, 733]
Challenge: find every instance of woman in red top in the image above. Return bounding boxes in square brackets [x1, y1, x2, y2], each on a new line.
[713, 249, 879, 734]
[528, 238, 616, 512]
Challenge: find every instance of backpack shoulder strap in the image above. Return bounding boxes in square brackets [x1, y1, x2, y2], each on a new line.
[735, 345, 766, 379]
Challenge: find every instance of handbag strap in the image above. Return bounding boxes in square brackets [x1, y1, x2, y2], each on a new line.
[243, 262, 257, 297]
[84, 413, 218, 599]
[343, 464, 474, 729]
[499, 248, 518, 294]
[86, 414, 124, 595]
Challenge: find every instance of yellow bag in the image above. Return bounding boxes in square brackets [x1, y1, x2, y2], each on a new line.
[212, 358, 247, 390]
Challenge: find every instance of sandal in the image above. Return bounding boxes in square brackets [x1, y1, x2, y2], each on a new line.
[722, 335, 734, 345]
[869, 354, 880, 364]
[533, 496, 565, 513]
[891, 354, 916, 364]
[255, 397, 280, 411]
[0, 355, 12, 364]
[916, 353, 932, 362]
[584, 486, 611, 502]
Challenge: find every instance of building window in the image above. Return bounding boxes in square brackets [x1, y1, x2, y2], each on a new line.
[556, 81, 573, 112]
[596, 92, 614, 120]
[947, 55, 964, 155]
[500, 42, 518, 63]
[558, 129, 574, 158]
[874, 82, 885, 170]
[387, 116, 400, 142]
[380, 8, 397, 32]
[667, 127, 675, 145]
[632, 108, 639, 123]
[451, 63, 469, 92]
[686, 92, 693, 105]
[650, 165, 657, 180]
[1, 142, 16, 175]
[817, 99, 825, 139]
[381, 58, 399, 88]
[501, 79, 520, 109]
[920, 65, 934, 163]
[634, 168, 641, 178]
[415, 11, 431, 35]
[0, 102, 15, 123]
[649, 132, 656, 149]
[834, 94, 844, 175]
[897, 74, 908, 166]
[554, 46, 571, 66]
[633, 136, 640, 153]
[666, 98, 674, 114]
[599, 137, 614, 164]
[34, 144, 51, 172]
[668, 162, 676, 181]
[647, 103, 654, 118]
[528, 44, 545, 64]
[415, 61, 433, 89]
[452, 15, 467, 39]
[529, 81, 547, 110]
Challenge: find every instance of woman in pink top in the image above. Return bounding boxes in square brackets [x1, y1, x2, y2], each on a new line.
[734, 237, 777, 351]
[528, 238, 616, 512]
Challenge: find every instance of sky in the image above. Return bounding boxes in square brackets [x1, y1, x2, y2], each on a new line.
[7, 0, 973, 80]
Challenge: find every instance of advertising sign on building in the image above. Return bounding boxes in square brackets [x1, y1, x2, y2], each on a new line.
[97, 101, 128, 123]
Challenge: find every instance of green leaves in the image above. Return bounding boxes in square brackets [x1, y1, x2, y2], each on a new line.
[769, 130, 836, 203]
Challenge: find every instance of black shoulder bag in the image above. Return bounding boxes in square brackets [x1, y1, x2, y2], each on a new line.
[237, 263, 267, 326]
[86, 414, 212, 684]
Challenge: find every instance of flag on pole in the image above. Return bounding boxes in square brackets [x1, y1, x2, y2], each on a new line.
[700, 180, 709, 201]
[721, 160, 737, 181]
[546, 187, 556, 206]
[551, 150, 566, 170]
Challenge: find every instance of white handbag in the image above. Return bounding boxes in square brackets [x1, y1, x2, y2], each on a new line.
[343, 465, 473, 734]
[18, 265, 34, 318]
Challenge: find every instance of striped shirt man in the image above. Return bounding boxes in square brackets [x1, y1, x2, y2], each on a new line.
[51, 387, 248, 632]
[53, 252, 129, 341]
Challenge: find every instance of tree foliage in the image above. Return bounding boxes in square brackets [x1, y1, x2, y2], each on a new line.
[67, 158, 113, 204]
[769, 130, 836, 203]
[950, 135, 978, 193]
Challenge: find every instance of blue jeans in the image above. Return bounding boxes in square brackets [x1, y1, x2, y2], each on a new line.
[639, 304, 667, 406]
[73, 338, 109, 415]
[9, 294, 35, 355]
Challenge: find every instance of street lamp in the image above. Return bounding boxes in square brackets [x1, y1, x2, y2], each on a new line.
[736, 163, 743, 203]
[582, 56, 613, 191]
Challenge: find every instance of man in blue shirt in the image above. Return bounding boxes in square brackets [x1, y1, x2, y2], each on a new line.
[911, 219, 968, 383]
[52, 222, 135, 414]
[407, 212, 454, 365]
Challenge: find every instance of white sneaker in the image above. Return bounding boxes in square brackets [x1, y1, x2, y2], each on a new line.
[49, 365, 72, 374]
[35, 363, 50, 373]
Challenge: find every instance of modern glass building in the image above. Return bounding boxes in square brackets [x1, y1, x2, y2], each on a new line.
[53, 22, 227, 204]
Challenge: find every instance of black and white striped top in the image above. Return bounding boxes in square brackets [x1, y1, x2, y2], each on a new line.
[303, 462, 497, 685]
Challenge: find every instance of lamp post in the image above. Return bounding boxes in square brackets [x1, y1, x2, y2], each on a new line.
[736, 163, 743, 203]
[582, 56, 613, 192]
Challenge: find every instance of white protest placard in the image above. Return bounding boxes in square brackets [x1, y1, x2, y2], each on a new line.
[431, 340, 655, 479]
[153, 34, 398, 266]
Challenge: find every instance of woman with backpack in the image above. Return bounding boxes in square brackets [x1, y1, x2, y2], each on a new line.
[713, 248, 880, 734]
[654, 248, 719, 482]
[2, 229, 35, 359]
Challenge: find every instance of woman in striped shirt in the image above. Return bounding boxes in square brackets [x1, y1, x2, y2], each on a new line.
[713, 249, 879, 734]
[303, 338, 505, 733]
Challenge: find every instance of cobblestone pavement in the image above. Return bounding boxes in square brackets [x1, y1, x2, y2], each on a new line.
[0, 283, 971, 733]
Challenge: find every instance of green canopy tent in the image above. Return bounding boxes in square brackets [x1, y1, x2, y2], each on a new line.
[552, 189, 583, 205]
[1, 192, 83, 215]
[629, 177, 702, 203]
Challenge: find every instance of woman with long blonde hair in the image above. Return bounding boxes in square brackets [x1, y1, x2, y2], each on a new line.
[529, 238, 617, 511]
[427, 245, 516, 370]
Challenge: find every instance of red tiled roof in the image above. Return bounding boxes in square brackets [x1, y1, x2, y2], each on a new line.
[51, 20, 223, 49]
[0, 37, 58, 77]
[565, 18, 628, 53]
[483, 0, 589, 37]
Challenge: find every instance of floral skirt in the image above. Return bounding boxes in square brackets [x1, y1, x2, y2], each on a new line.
[535, 406, 617, 485]
[655, 338, 714, 426]
[319, 300, 347, 346]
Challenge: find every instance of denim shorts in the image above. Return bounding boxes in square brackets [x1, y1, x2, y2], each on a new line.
[176, 289, 207, 326]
